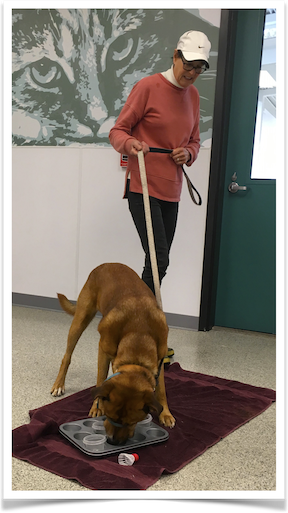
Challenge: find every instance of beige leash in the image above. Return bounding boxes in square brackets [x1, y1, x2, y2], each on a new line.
[137, 150, 163, 310]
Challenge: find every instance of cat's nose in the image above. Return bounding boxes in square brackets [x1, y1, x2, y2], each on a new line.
[87, 102, 107, 125]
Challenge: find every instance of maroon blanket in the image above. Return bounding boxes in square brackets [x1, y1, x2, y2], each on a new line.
[12, 363, 276, 490]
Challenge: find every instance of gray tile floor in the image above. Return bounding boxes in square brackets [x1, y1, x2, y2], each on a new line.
[11, 306, 276, 492]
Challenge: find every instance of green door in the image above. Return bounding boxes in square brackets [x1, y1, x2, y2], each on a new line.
[214, 10, 276, 334]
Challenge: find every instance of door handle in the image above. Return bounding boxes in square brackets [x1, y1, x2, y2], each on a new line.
[228, 182, 247, 193]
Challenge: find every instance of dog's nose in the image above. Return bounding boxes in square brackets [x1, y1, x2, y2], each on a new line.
[107, 436, 128, 446]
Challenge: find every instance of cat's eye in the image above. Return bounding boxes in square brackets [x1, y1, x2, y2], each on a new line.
[112, 37, 134, 62]
[105, 33, 138, 72]
[30, 57, 61, 88]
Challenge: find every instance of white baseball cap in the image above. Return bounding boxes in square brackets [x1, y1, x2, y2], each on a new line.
[177, 31, 211, 68]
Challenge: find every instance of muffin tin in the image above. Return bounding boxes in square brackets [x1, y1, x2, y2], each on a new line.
[59, 414, 169, 457]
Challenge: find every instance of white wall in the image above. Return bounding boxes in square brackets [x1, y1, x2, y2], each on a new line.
[12, 145, 211, 318]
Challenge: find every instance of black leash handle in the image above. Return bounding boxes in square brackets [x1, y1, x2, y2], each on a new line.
[149, 147, 173, 154]
[149, 147, 202, 206]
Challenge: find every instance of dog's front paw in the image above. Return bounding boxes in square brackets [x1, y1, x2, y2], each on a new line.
[159, 411, 176, 428]
[88, 399, 105, 418]
[51, 383, 65, 397]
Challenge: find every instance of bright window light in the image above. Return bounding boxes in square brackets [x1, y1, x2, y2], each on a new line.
[259, 70, 276, 89]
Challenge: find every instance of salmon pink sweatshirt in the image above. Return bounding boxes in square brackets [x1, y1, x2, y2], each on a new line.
[109, 73, 200, 202]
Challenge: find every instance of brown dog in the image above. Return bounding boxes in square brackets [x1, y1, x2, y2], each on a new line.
[51, 263, 175, 444]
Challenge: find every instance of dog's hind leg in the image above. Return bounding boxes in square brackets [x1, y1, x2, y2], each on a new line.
[51, 306, 96, 396]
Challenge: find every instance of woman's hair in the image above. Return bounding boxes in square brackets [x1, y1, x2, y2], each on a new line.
[171, 49, 182, 62]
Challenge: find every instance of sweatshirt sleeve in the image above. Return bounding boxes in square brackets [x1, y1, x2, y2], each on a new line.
[185, 92, 200, 167]
[109, 81, 147, 154]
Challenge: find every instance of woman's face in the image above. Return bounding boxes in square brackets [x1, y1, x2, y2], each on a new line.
[172, 50, 202, 88]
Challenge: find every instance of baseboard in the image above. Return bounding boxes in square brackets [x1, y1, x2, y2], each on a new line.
[12, 292, 73, 312]
[12, 293, 199, 331]
[165, 312, 199, 331]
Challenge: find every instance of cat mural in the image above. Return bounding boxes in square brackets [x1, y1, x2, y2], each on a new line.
[12, 8, 218, 146]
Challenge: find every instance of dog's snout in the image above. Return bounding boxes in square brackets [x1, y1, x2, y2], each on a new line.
[107, 436, 127, 446]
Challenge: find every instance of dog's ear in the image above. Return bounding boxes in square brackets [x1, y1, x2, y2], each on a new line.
[91, 385, 103, 400]
[90, 383, 111, 401]
[144, 393, 163, 416]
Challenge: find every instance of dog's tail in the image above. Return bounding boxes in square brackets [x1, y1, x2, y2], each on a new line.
[57, 293, 76, 316]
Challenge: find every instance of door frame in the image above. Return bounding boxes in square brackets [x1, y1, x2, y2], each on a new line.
[198, 9, 266, 331]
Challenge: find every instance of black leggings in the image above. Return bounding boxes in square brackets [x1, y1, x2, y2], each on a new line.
[126, 180, 179, 294]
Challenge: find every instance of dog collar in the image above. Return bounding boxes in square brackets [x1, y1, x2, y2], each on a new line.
[106, 416, 127, 428]
[104, 372, 121, 381]
[109, 361, 163, 390]
[105, 361, 163, 389]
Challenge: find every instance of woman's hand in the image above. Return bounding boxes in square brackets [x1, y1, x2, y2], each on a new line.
[127, 139, 150, 156]
[171, 148, 191, 165]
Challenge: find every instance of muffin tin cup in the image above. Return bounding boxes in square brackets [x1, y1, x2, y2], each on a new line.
[92, 419, 106, 434]
[59, 415, 169, 457]
[83, 434, 107, 452]
[136, 414, 153, 433]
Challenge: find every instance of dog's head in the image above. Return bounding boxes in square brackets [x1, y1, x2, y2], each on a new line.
[91, 371, 163, 444]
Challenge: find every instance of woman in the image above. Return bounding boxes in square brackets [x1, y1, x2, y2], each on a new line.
[109, 30, 211, 301]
